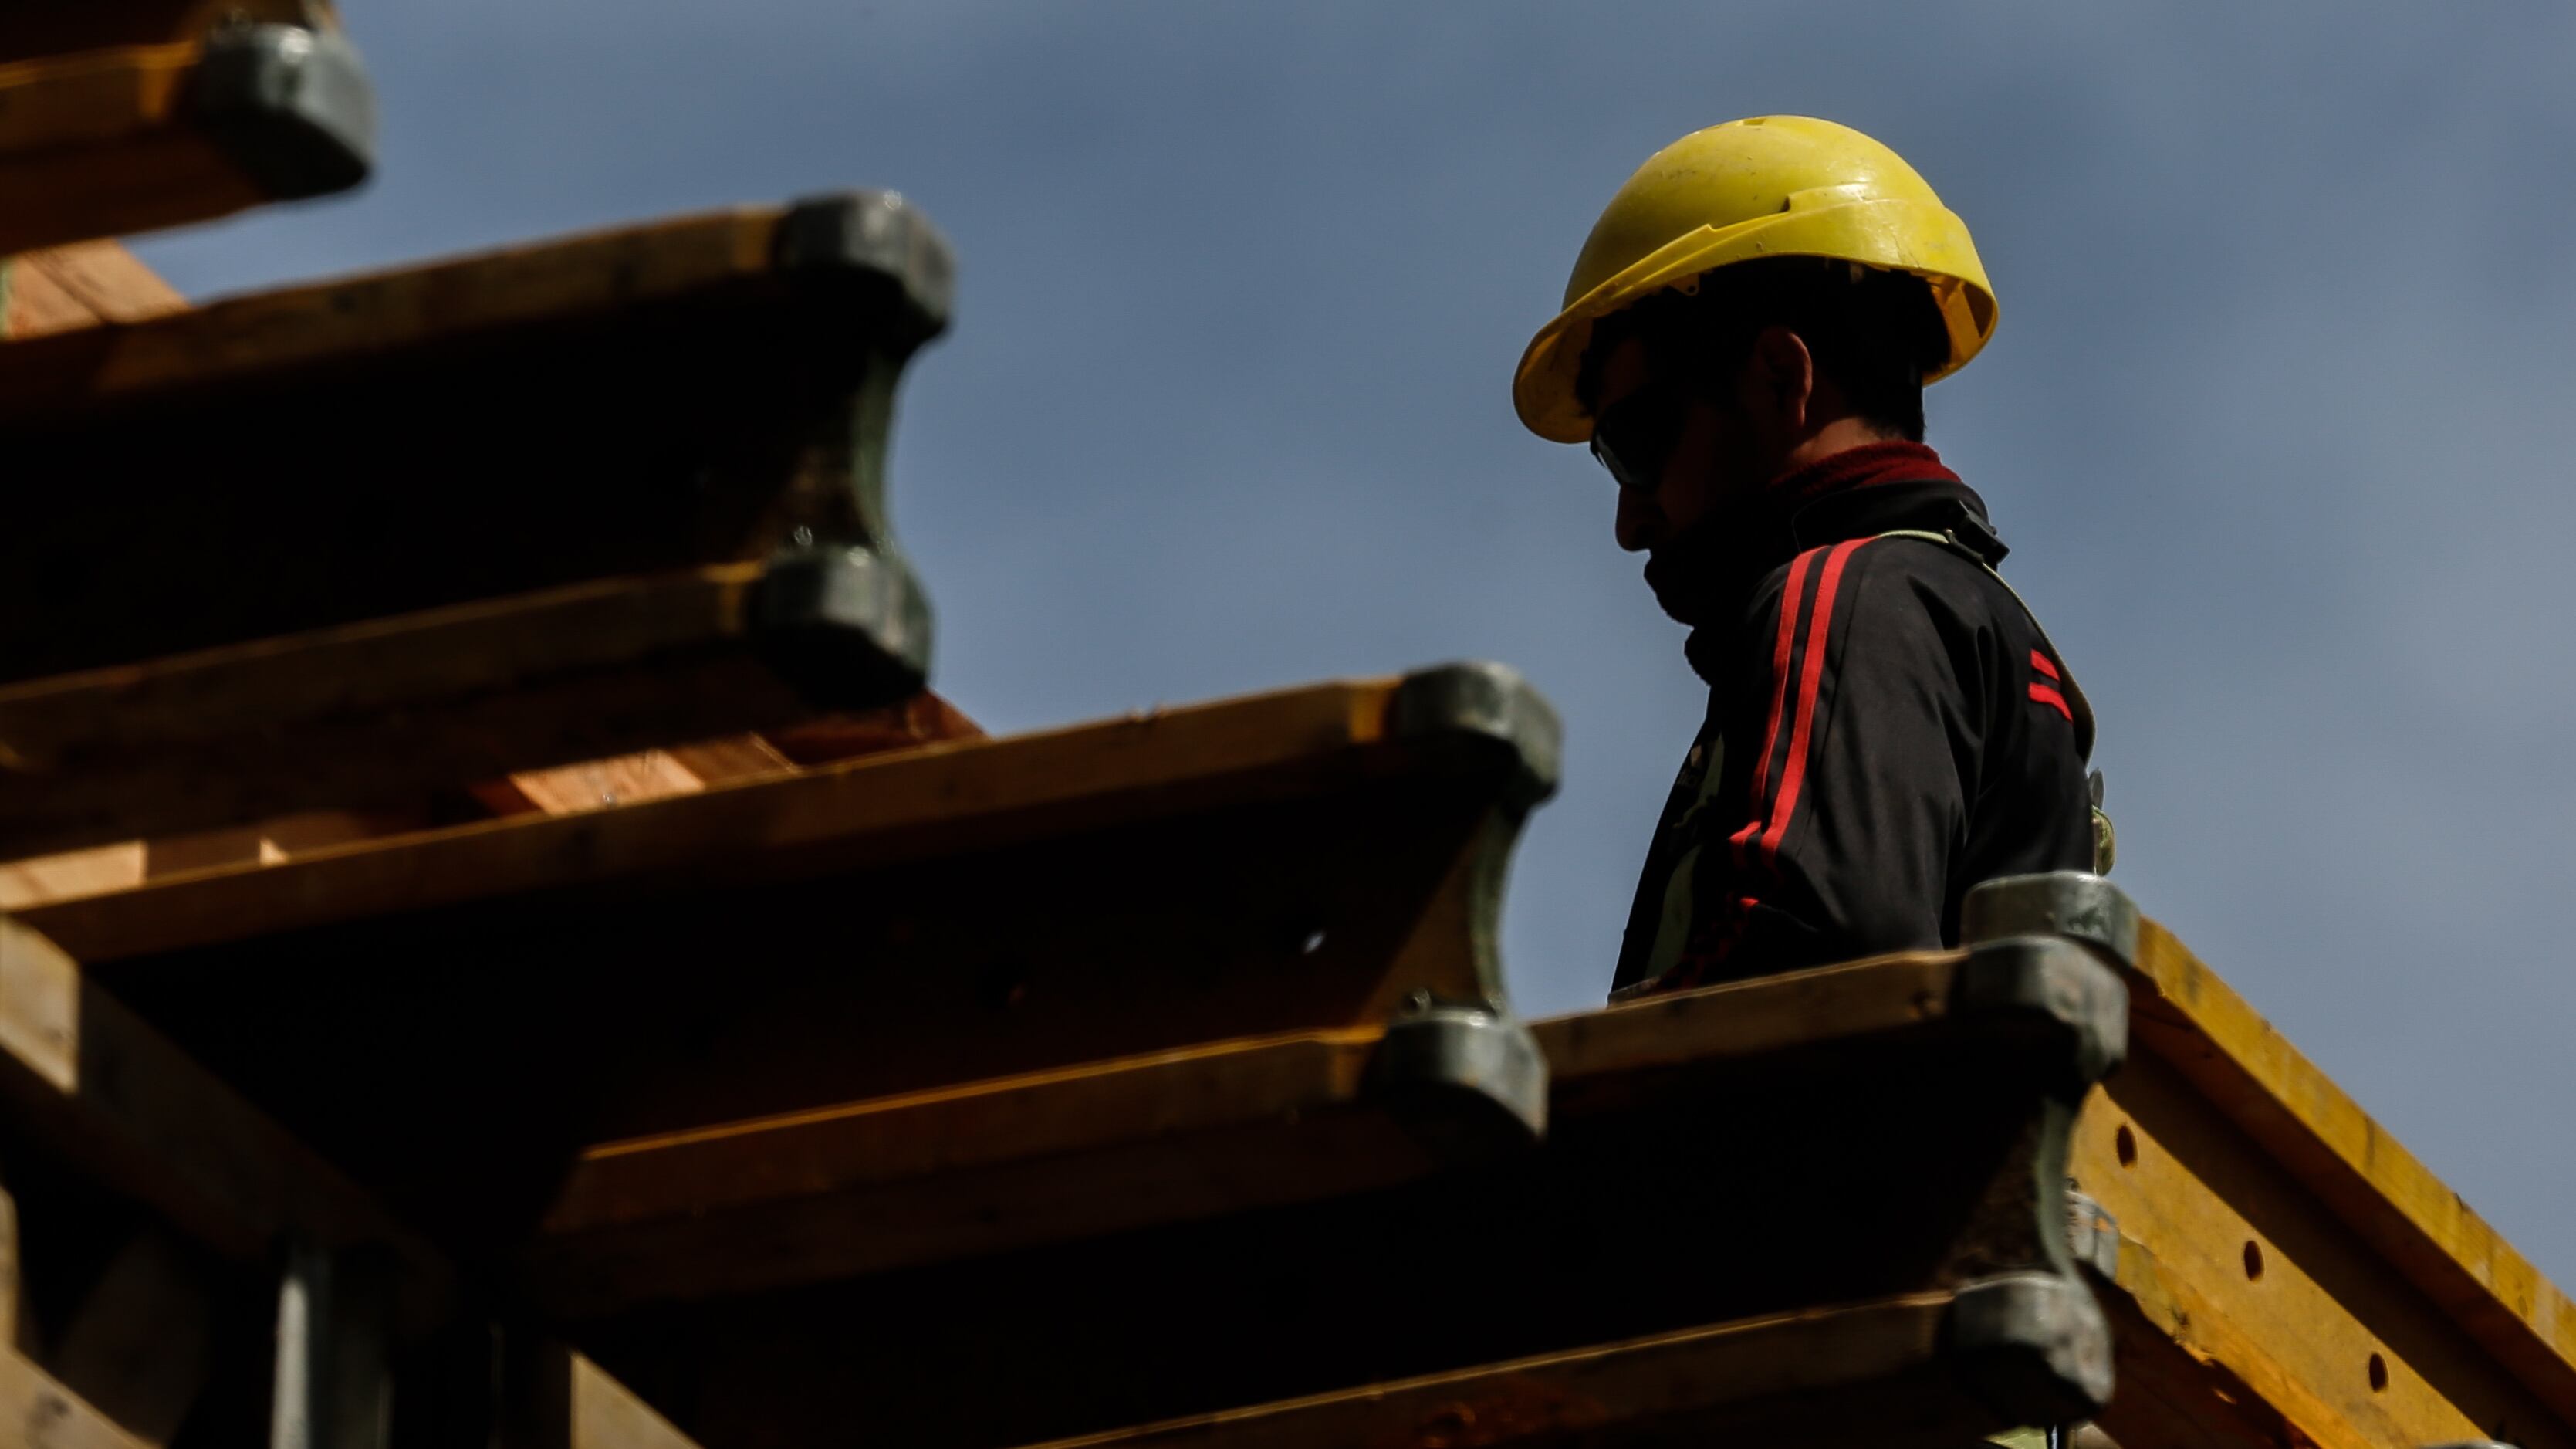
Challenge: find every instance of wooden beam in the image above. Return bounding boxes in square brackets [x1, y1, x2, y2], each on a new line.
[16, 671, 1521, 965]
[1009, 1290, 2023, 1449]
[557, 936, 2115, 1447]
[0, 7, 370, 255]
[0, 564, 845, 857]
[529, 950, 1989, 1311]
[2074, 946, 2576, 1447]
[527, 1028, 1402, 1312]
[1959, 873, 2576, 1448]
[2126, 919, 2576, 1418]
[0, 914, 706, 1447]
[49, 669, 1552, 1262]
[0, 203, 797, 415]
[0, 1338, 151, 1449]
[0, 198, 950, 789]
[0, 3, 330, 63]
[0, 916, 448, 1319]
[0, 240, 185, 338]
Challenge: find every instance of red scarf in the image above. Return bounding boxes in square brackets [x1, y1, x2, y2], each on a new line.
[1768, 440, 1960, 509]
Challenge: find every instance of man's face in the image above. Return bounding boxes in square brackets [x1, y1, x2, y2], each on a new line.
[1590, 333, 1783, 623]
[1592, 335, 1775, 555]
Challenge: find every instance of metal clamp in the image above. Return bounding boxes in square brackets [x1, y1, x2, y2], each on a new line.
[1367, 1002, 1547, 1154]
[191, 25, 377, 199]
[1949, 1271, 2116, 1425]
[1962, 873, 2141, 973]
[1388, 662, 1564, 812]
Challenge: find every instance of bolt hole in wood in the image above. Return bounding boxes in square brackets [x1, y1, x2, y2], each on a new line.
[2242, 1241, 2264, 1281]
[2368, 1352, 2389, 1393]
[2115, 1123, 2137, 1166]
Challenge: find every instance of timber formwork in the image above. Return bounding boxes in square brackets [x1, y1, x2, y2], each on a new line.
[4, 43, 2574, 1449]
[0, 2, 374, 255]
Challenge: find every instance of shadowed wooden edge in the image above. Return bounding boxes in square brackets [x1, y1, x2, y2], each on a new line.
[526, 953, 1969, 1311]
[0, 5, 371, 257]
[12, 675, 1400, 962]
[0, 203, 784, 411]
[0, 916, 449, 1320]
[0, 1339, 151, 1449]
[2124, 918, 2576, 1427]
[0, 239, 185, 338]
[0, 915, 707, 1447]
[1008, 1289, 1983, 1449]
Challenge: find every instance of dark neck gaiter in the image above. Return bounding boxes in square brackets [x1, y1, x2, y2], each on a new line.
[1658, 441, 1961, 682]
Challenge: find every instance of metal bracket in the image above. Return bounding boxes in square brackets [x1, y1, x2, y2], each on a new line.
[2065, 1190, 2119, 1283]
[269, 1240, 395, 1449]
[1961, 872, 2141, 974]
[1949, 1271, 2116, 1425]
[1367, 1004, 1547, 1154]
[752, 544, 933, 708]
[191, 25, 377, 199]
[1388, 662, 1564, 811]
[1952, 936, 2129, 1088]
[774, 191, 956, 348]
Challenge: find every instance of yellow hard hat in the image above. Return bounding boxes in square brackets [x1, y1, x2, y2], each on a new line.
[1513, 116, 1997, 444]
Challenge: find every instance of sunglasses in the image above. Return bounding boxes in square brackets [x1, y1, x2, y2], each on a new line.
[1588, 378, 1697, 493]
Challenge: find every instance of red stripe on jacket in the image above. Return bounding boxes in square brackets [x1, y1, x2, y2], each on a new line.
[1756, 538, 1868, 868]
[1732, 547, 1819, 868]
[1728, 537, 1868, 877]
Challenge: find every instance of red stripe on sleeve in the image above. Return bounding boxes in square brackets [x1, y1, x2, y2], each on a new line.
[1752, 537, 1870, 872]
[2030, 683, 2073, 721]
[1729, 548, 1818, 868]
[2029, 649, 2060, 681]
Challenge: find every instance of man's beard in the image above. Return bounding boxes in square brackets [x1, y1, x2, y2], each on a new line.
[1640, 517, 1760, 628]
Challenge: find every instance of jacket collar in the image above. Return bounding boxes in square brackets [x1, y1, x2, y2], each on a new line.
[1787, 478, 2004, 563]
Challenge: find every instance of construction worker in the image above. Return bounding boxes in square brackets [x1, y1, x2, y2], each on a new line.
[1513, 117, 2105, 999]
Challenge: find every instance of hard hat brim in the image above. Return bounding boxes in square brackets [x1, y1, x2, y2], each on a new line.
[1513, 198, 1999, 445]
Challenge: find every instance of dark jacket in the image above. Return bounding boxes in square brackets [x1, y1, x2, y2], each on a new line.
[1610, 466, 2096, 997]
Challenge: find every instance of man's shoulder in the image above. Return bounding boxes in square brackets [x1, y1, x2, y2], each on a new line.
[1746, 530, 2020, 629]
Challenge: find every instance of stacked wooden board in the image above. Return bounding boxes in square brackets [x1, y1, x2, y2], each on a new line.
[5, 13, 2576, 1447]
[0, 1, 374, 257]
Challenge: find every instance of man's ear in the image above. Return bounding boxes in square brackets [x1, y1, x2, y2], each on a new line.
[1743, 326, 1815, 432]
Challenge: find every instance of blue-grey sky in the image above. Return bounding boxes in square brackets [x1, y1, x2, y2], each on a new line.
[136, 3, 2576, 1284]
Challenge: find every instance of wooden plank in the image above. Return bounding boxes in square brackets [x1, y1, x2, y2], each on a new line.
[2075, 1008, 2576, 1448]
[0, 205, 784, 415]
[563, 937, 2115, 1447]
[0, 195, 948, 723]
[1010, 1291, 2007, 1449]
[0, 692, 972, 907]
[0, 1339, 151, 1449]
[1957, 875, 2576, 1447]
[529, 950, 1975, 1310]
[0, 841, 141, 913]
[527, 1028, 1407, 1312]
[0, 913, 705, 1447]
[2, 240, 186, 336]
[0, 916, 448, 1320]
[0, 3, 329, 64]
[483, 692, 982, 817]
[0, 563, 898, 857]
[0, 8, 369, 255]
[46, 667, 1554, 1261]
[49, 1230, 211, 1445]
[2122, 919, 2576, 1421]
[19, 674, 1424, 959]
[556, 1350, 705, 1449]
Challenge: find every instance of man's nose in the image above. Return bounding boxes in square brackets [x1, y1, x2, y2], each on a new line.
[1614, 486, 1663, 554]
